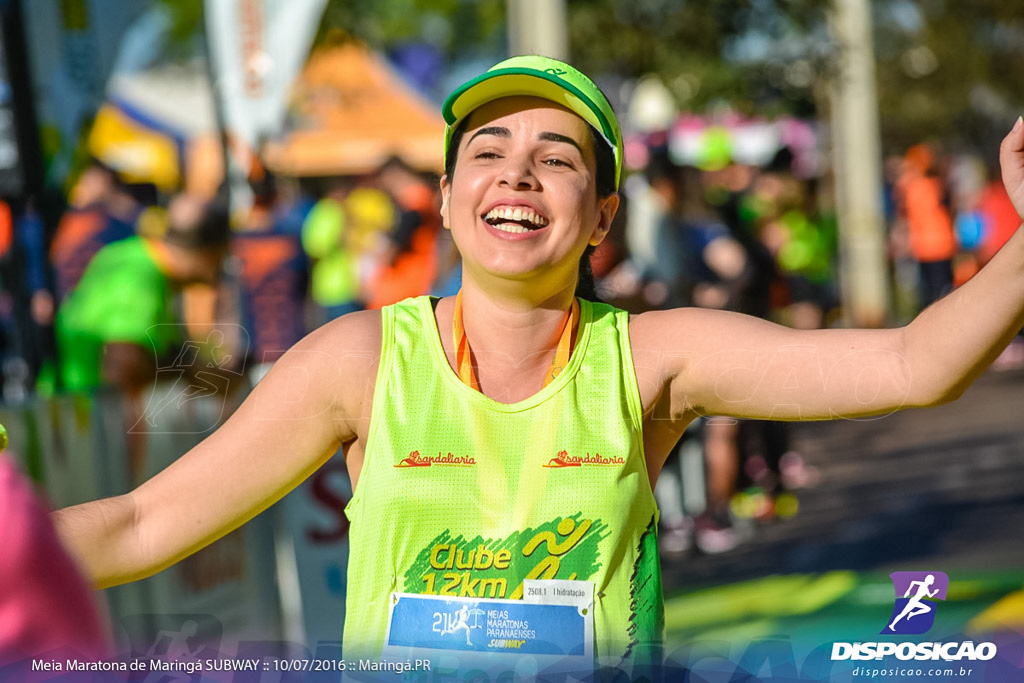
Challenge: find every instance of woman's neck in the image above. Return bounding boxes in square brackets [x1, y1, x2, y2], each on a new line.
[440, 280, 579, 402]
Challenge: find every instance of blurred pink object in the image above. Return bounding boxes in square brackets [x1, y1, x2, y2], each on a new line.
[0, 456, 110, 663]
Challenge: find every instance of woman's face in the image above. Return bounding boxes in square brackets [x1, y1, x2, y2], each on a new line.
[440, 96, 618, 290]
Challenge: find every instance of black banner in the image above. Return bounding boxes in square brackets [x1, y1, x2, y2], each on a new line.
[0, 1, 41, 199]
[0, 14, 23, 197]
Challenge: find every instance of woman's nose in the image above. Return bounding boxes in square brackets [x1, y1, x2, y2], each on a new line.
[497, 155, 539, 189]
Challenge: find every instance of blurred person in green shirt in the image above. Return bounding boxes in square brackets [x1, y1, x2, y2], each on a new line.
[55, 193, 230, 479]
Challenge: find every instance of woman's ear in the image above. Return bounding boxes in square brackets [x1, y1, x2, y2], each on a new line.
[439, 174, 451, 230]
[589, 193, 620, 246]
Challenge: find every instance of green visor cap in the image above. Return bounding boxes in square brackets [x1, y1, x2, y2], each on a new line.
[442, 55, 623, 190]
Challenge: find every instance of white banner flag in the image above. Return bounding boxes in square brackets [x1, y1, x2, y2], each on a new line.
[204, 0, 326, 188]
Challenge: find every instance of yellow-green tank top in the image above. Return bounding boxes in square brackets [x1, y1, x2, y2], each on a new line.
[343, 296, 662, 666]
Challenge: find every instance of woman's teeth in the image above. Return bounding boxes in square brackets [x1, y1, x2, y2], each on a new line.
[484, 206, 549, 233]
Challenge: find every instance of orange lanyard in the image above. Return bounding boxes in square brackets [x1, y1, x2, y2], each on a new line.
[452, 290, 578, 392]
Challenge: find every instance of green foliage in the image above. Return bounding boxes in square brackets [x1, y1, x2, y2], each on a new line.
[155, 0, 203, 58]
[315, 0, 505, 55]
[566, 0, 832, 112]
[161, 0, 1023, 152]
[873, 0, 1024, 153]
[564, 0, 1024, 150]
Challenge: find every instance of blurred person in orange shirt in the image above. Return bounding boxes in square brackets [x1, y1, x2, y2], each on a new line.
[229, 173, 310, 383]
[50, 161, 142, 304]
[896, 144, 957, 309]
[977, 158, 1022, 266]
[977, 158, 1024, 368]
[364, 156, 441, 309]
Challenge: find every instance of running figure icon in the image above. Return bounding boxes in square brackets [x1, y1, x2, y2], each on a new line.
[442, 605, 474, 646]
[888, 574, 940, 631]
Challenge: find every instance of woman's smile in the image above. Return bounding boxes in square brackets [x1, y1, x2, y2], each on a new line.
[483, 205, 551, 234]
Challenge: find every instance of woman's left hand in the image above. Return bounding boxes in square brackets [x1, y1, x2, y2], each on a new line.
[1000, 116, 1024, 220]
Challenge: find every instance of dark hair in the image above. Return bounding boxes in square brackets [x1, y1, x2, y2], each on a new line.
[163, 195, 231, 249]
[444, 116, 616, 301]
[249, 170, 278, 206]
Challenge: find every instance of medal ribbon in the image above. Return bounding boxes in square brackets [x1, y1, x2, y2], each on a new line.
[452, 290, 578, 391]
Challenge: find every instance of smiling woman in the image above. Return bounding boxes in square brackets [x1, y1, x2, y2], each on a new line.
[438, 96, 618, 307]
[50, 55, 1024, 679]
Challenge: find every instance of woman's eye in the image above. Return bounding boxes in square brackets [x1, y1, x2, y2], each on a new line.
[543, 157, 571, 167]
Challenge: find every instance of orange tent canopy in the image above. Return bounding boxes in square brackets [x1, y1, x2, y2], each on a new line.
[263, 43, 446, 177]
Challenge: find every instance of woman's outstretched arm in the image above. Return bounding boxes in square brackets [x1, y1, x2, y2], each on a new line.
[635, 118, 1024, 423]
[52, 311, 381, 588]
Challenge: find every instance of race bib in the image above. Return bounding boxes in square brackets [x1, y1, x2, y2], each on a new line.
[383, 580, 594, 662]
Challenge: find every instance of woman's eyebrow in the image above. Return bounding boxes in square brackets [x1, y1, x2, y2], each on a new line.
[467, 126, 510, 144]
[538, 131, 584, 155]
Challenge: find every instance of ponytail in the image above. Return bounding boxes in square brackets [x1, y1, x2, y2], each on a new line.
[575, 245, 599, 302]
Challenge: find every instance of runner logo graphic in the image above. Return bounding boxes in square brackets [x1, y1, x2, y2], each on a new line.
[434, 603, 484, 646]
[881, 571, 949, 635]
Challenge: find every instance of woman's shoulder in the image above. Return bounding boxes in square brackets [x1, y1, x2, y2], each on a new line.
[261, 310, 383, 423]
[628, 305, 701, 337]
[302, 308, 383, 359]
[626, 305, 756, 358]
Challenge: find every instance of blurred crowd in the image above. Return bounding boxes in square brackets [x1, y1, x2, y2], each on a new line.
[1, 127, 1021, 560]
[0, 154, 455, 397]
[593, 137, 838, 556]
